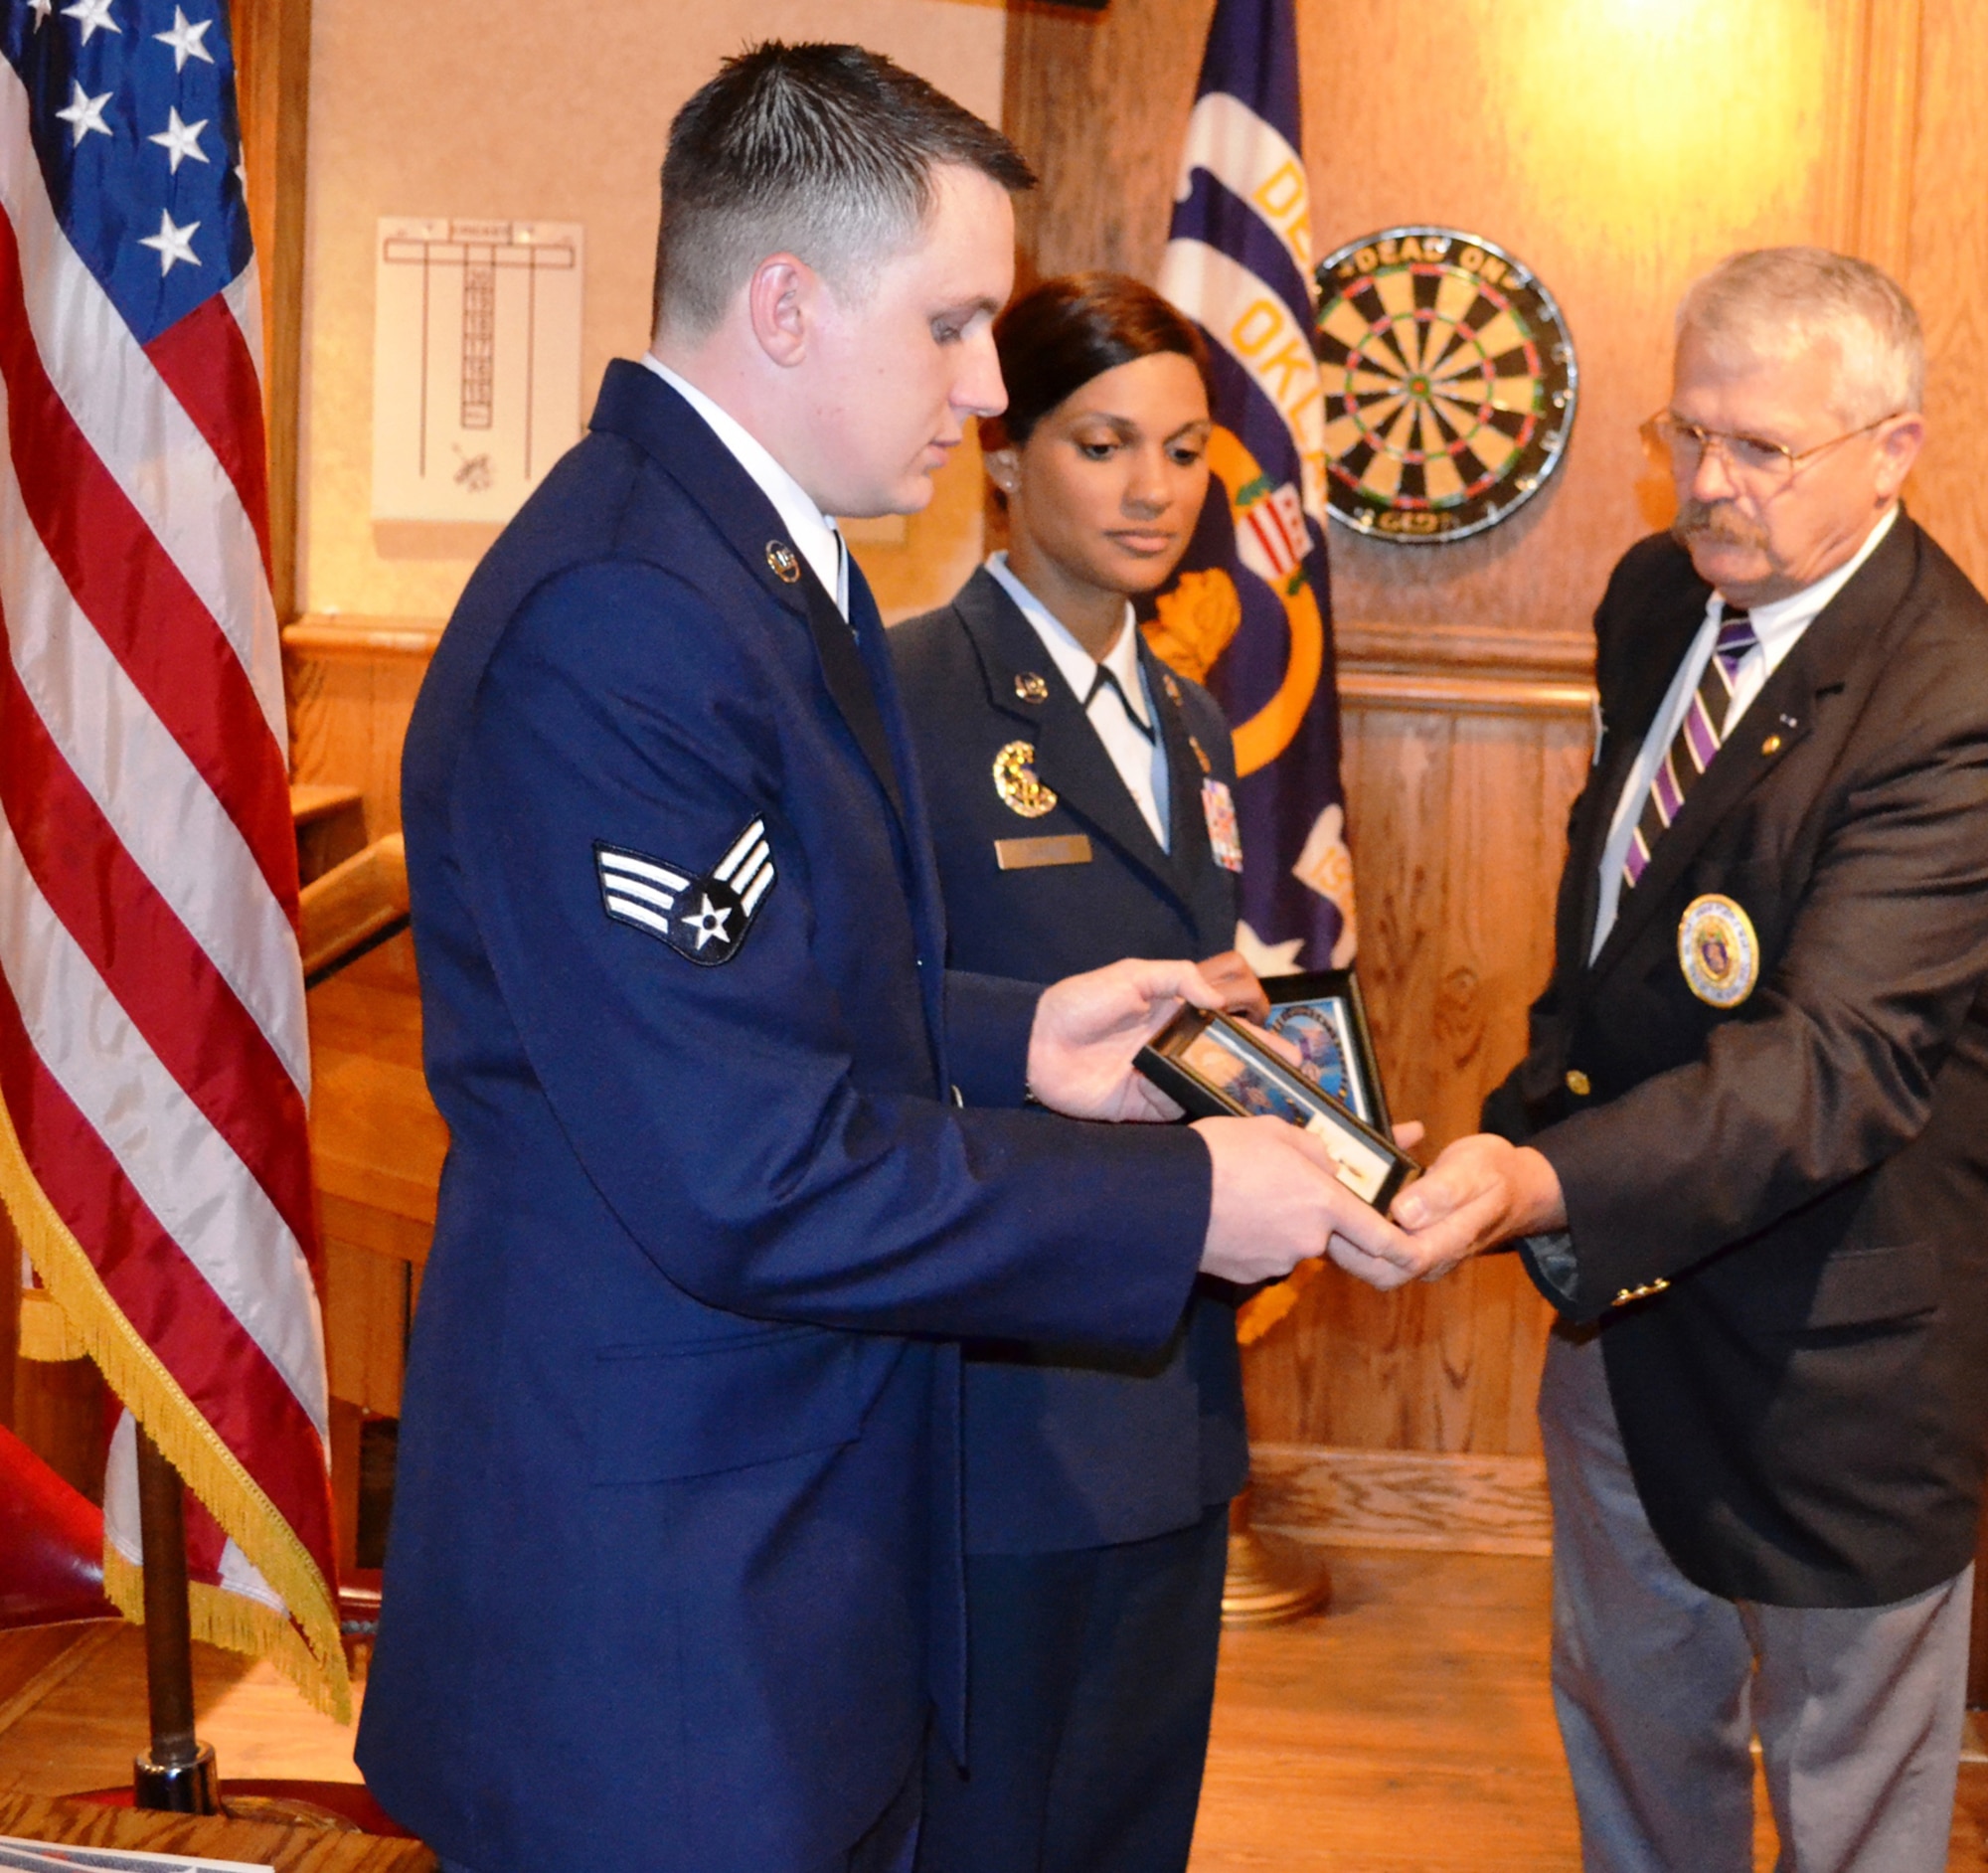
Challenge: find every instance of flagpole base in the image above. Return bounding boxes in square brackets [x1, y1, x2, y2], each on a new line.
[1221, 1486, 1331, 1627]
[133, 1741, 217, 1814]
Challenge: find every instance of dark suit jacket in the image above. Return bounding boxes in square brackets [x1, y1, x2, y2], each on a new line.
[1485, 514, 1988, 1609]
[892, 567, 1249, 1553]
[354, 364, 1214, 1873]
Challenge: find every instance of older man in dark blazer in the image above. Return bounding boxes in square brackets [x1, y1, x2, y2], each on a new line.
[1386, 249, 1988, 1872]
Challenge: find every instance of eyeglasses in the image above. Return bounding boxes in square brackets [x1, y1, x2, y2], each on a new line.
[1639, 410, 1903, 490]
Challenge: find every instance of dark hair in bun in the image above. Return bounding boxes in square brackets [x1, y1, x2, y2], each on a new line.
[984, 271, 1214, 451]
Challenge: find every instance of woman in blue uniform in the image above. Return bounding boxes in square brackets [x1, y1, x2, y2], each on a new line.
[893, 273, 1257, 1873]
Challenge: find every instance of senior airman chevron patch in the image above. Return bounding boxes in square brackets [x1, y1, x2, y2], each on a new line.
[594, 818, 776, 966]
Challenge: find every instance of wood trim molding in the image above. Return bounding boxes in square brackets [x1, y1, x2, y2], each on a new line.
[1335, 620, 1593, 680]
[1248, 1444, 1553, 1557]
[277, 612, 1599, 719]
[229, 0, 314, 622]
[284, 616, 445, 660]
[1336, 619, 1597, 717]
[1339, 670, 1595, 718]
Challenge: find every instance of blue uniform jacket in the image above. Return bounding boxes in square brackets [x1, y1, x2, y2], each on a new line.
[354, 363, 1213, 1873]
[892, 568, 1249, 1553]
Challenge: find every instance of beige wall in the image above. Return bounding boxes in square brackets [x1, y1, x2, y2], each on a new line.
[298, 0, 1005, 627]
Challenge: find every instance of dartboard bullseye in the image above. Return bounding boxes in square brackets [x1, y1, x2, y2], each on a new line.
[1313, 226, 1576, 544]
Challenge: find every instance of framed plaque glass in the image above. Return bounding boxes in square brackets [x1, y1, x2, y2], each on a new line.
[1137, 1007, 1417, 1211]
[1256, 968, 1391, 1134]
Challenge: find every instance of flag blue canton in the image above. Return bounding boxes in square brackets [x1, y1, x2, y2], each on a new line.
[5, 0, 251, 344]
[1152, 0, 1355, 970]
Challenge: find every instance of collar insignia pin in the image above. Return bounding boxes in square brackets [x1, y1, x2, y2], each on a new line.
[765, 541, 801, 585]
[1014, 671, 1049, 703]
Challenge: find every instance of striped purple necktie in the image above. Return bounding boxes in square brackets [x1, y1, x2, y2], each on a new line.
[1622, 609, 1757, 891]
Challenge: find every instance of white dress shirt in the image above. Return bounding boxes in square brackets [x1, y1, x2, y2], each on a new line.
[985, 552, 1171, 849]
[1589, 504, 1900, 958]
[641, 353, 849, 618]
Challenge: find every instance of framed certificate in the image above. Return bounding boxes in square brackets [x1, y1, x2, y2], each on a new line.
[1255, 968, 1392, 1134]
[1137, 1007, 1418, 1211]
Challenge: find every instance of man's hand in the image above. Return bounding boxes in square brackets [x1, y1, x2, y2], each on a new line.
[1027, 957, 1226, 1121]
[1384, 1133, 1567, 1282]
[1195, 949, 1269, 1021]
[1195, 1116, 1422, 1286]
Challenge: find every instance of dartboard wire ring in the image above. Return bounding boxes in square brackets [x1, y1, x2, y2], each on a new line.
[1313, 225, 1577, 545]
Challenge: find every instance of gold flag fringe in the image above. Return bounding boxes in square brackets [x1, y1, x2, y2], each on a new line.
[0, 1090, 352, 1723]
[1234, 1255, 1325, 1347]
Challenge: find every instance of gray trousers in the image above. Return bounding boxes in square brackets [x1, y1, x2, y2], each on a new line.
[1539, 1324, 1972, 1873]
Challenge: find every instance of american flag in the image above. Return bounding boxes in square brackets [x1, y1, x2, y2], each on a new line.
[1, 0, 346, 1715]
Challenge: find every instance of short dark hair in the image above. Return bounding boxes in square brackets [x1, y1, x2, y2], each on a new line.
[982, 272, 1215, 452]
[652, 43, 1035, 337]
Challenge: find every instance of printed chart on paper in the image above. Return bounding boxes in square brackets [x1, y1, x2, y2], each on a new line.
[373, 218, 583, 522]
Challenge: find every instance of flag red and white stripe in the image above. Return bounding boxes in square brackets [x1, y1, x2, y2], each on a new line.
[1, 7, 345, 1716]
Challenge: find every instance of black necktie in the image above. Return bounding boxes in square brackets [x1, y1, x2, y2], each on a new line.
[1083, 664, 1155, 744]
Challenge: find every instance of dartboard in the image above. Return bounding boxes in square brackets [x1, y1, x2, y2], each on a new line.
[1313, 226, 1576, 544]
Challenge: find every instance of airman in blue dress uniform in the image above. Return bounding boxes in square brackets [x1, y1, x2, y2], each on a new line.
[355, 46, 1408, 1873]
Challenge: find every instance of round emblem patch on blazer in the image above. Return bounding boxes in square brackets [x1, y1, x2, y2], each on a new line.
[1678, 895, 1759, 1008]
[991, 741, 1057, 818]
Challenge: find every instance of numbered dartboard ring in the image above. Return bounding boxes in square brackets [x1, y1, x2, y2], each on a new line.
[1313, 226, 1576, 544]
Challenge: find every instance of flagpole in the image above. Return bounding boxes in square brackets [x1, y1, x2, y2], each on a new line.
[131, 1426, 219, 1814]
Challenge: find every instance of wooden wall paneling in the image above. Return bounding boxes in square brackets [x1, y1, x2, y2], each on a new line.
[1002, 0, 1211, 290]
[284, 622, 440, 837]
[1828, 0, 1922, 278]
[1902, 0, 1988, 596]
[229, 0, 313, 624]
[1242, 678, 1589, 1453]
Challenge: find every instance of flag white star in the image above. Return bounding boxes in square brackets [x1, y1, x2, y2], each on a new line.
[60, 0, 119, 43]
[138, 209, 201, 274]
[54, 80, 112, 145]
[152, 6, 213, 70]
[27, 0, 55, 29]
[148, 106, 209, 173]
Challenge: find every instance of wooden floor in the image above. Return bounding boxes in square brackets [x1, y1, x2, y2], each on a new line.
[1, 1548, 1982, 1869]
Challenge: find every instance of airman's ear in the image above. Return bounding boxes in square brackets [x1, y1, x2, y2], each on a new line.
[746, 255, 816, 369]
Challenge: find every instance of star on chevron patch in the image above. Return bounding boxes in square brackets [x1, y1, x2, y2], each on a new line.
[594, 817, 776, 966]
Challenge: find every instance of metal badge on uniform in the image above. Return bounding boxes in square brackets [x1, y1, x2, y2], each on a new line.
[1013, 672, 1050, 703]
[594, 817, 776, 967]
[1677, 894, 1758, 1008]
[1160, 670, 1184, 710]
[764, 541, 802, 585]
[992, 741, 1057, 818]
[1201, 777, 1243, 872]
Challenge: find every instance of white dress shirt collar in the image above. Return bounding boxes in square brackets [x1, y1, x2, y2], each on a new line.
[984, 553, 1149, 729]
[641, 354, 847, 615]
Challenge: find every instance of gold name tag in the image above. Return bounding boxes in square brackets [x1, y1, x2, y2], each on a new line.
[994, 834, 1093, 871]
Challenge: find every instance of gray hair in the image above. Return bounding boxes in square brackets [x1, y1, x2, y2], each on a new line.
[1676, 248, 1924, 425]
[652, 43, 1035, 338]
